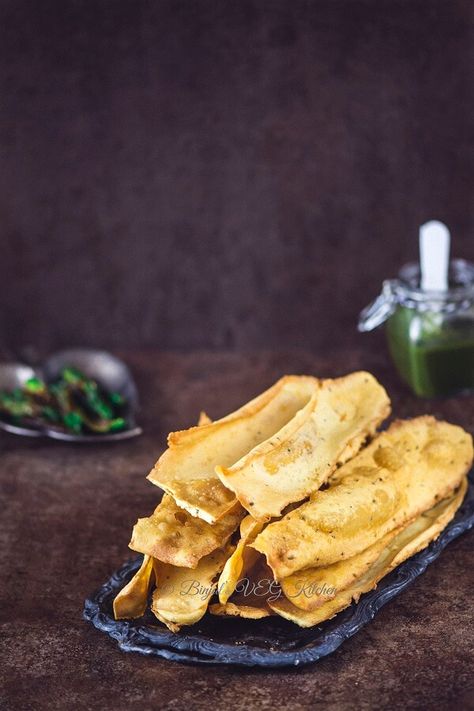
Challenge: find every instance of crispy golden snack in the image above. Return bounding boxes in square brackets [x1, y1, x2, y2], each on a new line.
[113, 555, 154, 620]
[209, 602, 272, 619]
[129, 494, 243, 568]
[147, 376, 318, 523]
[251, 417, 473, 579]
[197, 411, 212, 426]
[280, 525, 405, 612]
[217, 372, 390, 520]
[151, 545, 233, 631]
[217, 514, 265, 604]
[212, 556, 276, 619]
[112, 371, 471, 634]
[216, 499, 307, 605]
[268, 479, 467, 626]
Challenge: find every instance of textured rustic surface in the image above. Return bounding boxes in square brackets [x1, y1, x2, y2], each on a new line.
[1, 348, 474, 710]
[1, 0, 473, 354]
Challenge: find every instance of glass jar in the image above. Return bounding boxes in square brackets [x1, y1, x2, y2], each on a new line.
[359, 259, 474, 397]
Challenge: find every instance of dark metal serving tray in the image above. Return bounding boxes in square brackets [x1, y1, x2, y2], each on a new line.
[84, 470, 474, 668]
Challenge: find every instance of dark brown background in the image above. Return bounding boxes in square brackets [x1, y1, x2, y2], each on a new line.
[1, 0, 472, 355]
[1, 4, 474, 708]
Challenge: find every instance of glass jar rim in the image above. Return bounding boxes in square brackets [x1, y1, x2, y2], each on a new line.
[358, 259, 474, 332]
[394, 258, 474, 305]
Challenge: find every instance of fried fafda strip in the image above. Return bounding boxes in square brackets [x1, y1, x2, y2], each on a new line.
[197, 411, 212, 426]
[127, 409, 243, 569]
[216, 501, 305, 604]
[251, 417, 472, 580]
[211, 555, 276, 619]
[129, 494, 243, 568]
[217, 372, 390, 520]
[147, 376, 319, 523]
[217, 514, 265, 604]
[113, 555, 154, 620]
[151, 545, 233, 632]
[210, 602, 272, 619]
[268, 480, 467, 626]
[279, 524, 407, 612]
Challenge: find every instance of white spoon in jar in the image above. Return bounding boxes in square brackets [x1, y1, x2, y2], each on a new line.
[419, 220, 451, 292]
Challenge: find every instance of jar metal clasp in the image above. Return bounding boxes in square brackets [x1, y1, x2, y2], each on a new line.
[358, 280, 398, 332]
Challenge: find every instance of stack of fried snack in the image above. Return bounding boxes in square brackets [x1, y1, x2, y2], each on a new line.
[113, 372, 472, 630]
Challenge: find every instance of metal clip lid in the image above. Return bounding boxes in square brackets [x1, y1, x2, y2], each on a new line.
[358, 280, 398, 332]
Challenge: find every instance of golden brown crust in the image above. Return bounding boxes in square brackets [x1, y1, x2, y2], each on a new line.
[209, 602, 272, 619]
[113, 555, 154, 620]
[268, 479, 467, 626]
[251, 417, 472, 579]
[151, 545, 233, 631]
[147, 375, 319, 522]
[129, 495, 243, 568]
[217, 515, 266, 604]
[112, 372, 472, 634]
[217, 371, 391, 519]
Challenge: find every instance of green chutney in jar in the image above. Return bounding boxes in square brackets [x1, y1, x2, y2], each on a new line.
[386, 306, 474, 397]
[359, 260, 474, 398]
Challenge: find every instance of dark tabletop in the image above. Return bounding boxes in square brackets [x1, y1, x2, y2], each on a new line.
[2, 348, 474, 711]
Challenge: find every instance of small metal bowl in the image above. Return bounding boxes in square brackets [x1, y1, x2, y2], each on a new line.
[0, 349, 142, 443]
[0, 363, 44, 437]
